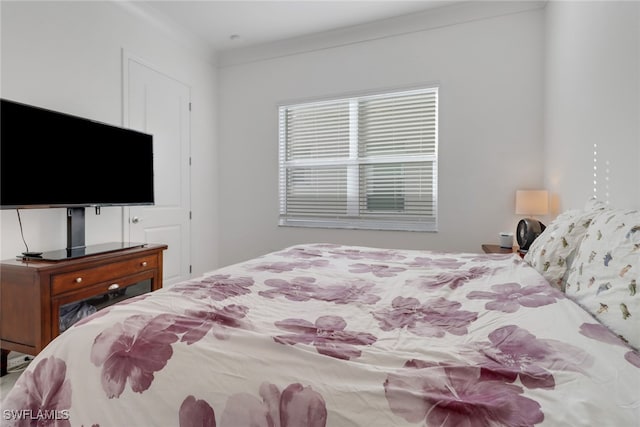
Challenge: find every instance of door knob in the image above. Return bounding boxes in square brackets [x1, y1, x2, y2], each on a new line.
[132, 216, 141, 224]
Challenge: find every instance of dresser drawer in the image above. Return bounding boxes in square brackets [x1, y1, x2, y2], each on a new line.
[51, 254, 158, 296]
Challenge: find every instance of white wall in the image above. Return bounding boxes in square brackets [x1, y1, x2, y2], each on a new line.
[7, 2, 633, 272]
[217, 2, 545, 265]
[0, 1, 219, 275]
[544, 1, 640, 211]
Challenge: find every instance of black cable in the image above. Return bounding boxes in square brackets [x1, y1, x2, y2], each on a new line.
[16, 208, 30, 253]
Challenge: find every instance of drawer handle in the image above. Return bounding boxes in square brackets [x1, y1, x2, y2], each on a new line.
[108, 283, 120, 291]
[141, 261, 148, 267]
[75, 277, 83, 284]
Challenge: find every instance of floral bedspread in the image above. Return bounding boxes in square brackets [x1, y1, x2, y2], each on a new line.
[2, 244, 639, 426]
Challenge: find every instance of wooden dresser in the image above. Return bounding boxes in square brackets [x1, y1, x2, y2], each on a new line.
[0, 243, 167, 375]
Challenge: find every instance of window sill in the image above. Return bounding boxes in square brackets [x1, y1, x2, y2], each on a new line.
[279, 218, 438, 232]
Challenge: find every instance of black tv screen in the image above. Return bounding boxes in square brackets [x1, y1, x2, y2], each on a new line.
[1, 98, 154, 209]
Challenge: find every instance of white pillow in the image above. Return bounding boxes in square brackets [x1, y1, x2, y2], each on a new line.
[564, 207, 640, 349]
[525, 209, 597, 290]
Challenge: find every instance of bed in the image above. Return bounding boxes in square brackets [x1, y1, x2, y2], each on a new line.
[2, 201, 639, 426]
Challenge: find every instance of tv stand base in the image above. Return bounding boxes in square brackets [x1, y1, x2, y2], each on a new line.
[19, 241, 147, 262]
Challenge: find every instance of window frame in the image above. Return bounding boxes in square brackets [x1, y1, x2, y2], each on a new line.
[278, 86, 438, 232]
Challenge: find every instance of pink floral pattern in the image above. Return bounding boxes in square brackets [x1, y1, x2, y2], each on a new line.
[179, 395, 216, 427]
[171, 303, 250, 344]
[579, 323, 640, 368]
[91, 307, 250, 398]
[467, 282, 562, 313]
[252, 259, 329, 273]
[384, 359, 544, 426]
[220, 382, 327, 427]
[407, 266, 491, 290]
[312, 281, 380, 305]
[259, 277, 318, 301]
[277, 247, 325, 259]
[349, 263, 406, 277]
[373, 296, 478, 337]
[171, 274, 254, 300]
[625, 350, 640, 367]
[274, 315, 377, 360]
[91, 314, 180, 398]
[328, 248, 406, 261]
[177, 382, 327, 427]
[259, 277, 380, 305]
[3, 243, 638, 427]
[406, 256, 466, 269]
[3, 357, 72, 427]
[473, 325, 593, 389]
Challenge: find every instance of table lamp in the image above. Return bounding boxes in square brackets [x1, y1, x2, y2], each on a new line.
[515, 190, 548, 252]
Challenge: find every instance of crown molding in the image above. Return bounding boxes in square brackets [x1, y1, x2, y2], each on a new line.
[217, 1, 545, 68]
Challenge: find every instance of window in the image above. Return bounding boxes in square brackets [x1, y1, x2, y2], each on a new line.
[278, 87, 438, 231]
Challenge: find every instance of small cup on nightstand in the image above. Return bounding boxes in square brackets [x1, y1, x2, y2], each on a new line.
[499, 232, 514, 249]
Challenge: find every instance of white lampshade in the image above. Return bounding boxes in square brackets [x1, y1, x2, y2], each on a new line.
[515, 190, 549, 216]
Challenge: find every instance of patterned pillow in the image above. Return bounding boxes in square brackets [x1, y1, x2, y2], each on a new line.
[564, 208, 640, 349]
[524, 209, 597, 290]
[583, 197, 608, 212]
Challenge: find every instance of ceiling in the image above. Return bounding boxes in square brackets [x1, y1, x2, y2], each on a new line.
[141, 1, 458, 53]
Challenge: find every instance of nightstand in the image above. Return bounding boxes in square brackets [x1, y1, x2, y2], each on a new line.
[481, 244, 518, 254]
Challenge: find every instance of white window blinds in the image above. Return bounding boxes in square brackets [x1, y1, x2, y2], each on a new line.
[278, 87, 438, 231]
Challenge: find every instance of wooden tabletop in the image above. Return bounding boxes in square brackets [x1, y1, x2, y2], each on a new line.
[481, 244, 518, 254]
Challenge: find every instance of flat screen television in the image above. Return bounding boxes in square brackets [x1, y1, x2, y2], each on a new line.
[1, 98, 155, 260]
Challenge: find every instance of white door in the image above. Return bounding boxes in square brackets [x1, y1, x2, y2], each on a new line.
[123, 53, 191, 287]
